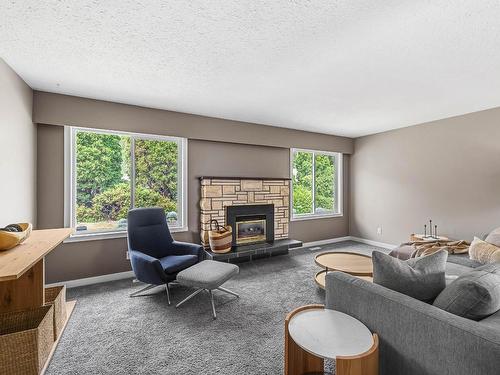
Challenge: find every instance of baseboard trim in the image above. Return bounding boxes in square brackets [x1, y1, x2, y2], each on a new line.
[299, 236, 398, 250]
[300, 236, 352, 248]
[348, 236, 398, 250]
[46, 270, 134, 289]
[48, 236, 398, 289]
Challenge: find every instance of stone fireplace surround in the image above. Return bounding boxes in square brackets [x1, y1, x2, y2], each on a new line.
[199, 177, 290, 248]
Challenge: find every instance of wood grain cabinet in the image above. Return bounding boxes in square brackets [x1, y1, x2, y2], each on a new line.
[0, 228, 76, 375]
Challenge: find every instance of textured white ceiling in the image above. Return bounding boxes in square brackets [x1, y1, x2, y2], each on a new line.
[2, 1, 500, 137]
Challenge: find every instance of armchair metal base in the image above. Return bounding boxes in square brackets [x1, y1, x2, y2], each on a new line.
[175, 287, 239, 319]
[130, 283, 171, 305]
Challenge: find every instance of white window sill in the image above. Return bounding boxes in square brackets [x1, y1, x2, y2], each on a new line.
[64, 226, 189, 243]
[291, 213, 343, 222]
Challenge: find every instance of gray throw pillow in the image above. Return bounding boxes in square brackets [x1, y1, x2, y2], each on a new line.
[485, 227, 500, 247]
[433, 262, 500, 320]
[372, 250, 448, 301]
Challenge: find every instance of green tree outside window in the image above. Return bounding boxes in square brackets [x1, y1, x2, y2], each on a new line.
[292, 150, 339, 217]
[74, 130, 183, 233]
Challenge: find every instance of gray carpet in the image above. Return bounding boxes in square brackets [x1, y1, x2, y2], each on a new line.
[46, 241, 388, 375]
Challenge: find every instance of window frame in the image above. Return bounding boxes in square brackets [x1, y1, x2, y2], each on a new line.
[290, 148, 343, 221]
[64, 126, 188, 242]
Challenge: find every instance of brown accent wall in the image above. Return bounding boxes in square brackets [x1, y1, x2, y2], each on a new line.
[33, 91, 353, 154]
[0, 58, 36, 226]
[38, 127, 350, 283]
[350, 107, 500, 245]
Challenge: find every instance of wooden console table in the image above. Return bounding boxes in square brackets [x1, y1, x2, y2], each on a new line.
[285, 304, 379, 375]
[0, 228, 75, 374]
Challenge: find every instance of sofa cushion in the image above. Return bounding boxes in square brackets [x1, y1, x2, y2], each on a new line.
[478, 309, 500, 331]
[447, 253, 482, 268]
[485, 227, 500, 247]
[176, 260, 239, 289]
[388, 245, 414, 260]
[445, 262, 475, 286]
[433, 263, 500, 320]
[372, 250, 448, 301]
[469, 237, 500, 264]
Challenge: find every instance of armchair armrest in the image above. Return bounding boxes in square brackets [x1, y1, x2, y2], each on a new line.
[129, 250, 166, 285]
[325, 271, 500, 375]
[170, 241, 205, 261]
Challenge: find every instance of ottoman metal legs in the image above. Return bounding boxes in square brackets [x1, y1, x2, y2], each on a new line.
[176, 287, 239, 319]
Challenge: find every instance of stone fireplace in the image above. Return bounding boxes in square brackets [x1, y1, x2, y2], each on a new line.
[199, 177, 290, 248]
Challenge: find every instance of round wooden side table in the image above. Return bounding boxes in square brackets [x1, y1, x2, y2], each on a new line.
[284, 304, 379, 375]
[314, 252, 373, 289]
[315, 270, 373, 289]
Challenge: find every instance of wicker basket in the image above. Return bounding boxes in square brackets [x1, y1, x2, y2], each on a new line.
[208, 220, 233, 254]
[45, 286, 67, 340]
[0, 305, 54, 375]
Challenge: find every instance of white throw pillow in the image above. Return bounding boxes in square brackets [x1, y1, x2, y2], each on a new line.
[469, 237, 500, 264]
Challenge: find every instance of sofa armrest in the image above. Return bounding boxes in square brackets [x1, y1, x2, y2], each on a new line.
[129, 250, 166, 285]
[170, 241, 205, 261]
[325, 271, 500, 375]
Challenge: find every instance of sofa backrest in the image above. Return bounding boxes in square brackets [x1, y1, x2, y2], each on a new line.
[447, 253, 482, 268]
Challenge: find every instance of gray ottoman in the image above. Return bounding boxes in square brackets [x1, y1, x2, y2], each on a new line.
[175, 260, 239, 319]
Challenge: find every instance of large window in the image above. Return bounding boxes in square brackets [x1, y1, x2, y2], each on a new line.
[66, 127, 187, 237]
[291, 149, 342, 220]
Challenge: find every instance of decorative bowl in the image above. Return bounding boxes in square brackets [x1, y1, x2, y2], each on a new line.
[0, 223, 33, 251]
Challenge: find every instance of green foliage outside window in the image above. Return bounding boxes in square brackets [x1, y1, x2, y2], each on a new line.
[75, 131, 180, 232]
[76, 132, 123, 207]
[135, 139, 178, 202]
[314, 154, 335, 212]
[292, 150, 337, 216]
[292, 152, 313, 214]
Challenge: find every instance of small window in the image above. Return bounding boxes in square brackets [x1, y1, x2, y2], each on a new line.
[66, 127, 187, 237]
[291, 149, 342, 220]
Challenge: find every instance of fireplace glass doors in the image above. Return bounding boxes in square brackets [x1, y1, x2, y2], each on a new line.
[226, 204, 274, 247]
[236, 217, 266, 245]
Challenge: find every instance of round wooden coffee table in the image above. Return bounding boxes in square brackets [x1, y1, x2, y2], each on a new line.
[314, 252, 373, 289]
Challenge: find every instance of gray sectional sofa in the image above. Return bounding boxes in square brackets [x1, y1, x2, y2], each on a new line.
[325, 254, 500, 375]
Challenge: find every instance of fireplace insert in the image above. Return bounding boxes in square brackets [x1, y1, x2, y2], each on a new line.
[226, 204, 274, 247]
[236, 216, 266, 245]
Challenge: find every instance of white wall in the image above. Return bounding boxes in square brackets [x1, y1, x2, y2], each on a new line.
[0, 58, 36, 226]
